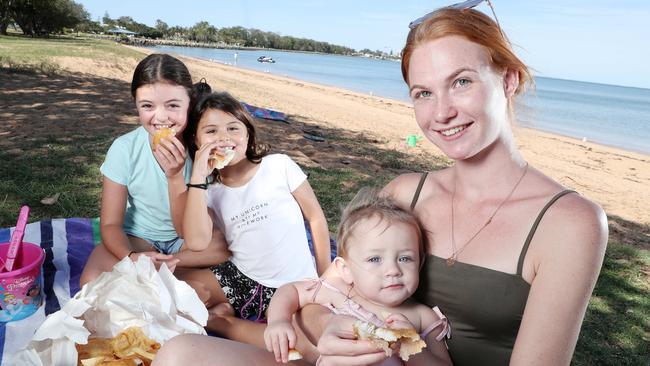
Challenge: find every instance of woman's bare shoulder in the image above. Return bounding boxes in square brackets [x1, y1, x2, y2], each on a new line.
[382, 169, 450, 206]
[537, 190, 608, 257]
[527, 167, 607, 243]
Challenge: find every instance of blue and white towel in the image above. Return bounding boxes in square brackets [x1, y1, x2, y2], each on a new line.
[0, 218, 97, 366]
[0, 218, 336, 365]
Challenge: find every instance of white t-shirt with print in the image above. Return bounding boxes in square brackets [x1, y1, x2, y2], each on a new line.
[206, 154, 317, 288]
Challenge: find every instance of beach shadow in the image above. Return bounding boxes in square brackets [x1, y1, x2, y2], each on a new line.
[0, 69, 136, 225]
[259, 113, 450, 174]
[0, 69, 136, 146]
[607, 215, 650, 251]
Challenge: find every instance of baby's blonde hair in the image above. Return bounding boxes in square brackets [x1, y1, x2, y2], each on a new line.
[336, 187, 425, 260]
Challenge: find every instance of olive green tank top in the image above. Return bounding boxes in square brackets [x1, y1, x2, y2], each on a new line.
[410, 172, 575, 365]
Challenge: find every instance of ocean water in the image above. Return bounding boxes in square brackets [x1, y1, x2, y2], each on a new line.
[148, 45, 650, 155]
[518, 78, 650, 154]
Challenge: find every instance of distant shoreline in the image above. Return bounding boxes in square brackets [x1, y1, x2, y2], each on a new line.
[97, 34, 401, 61]
[114, 35, 647, 89]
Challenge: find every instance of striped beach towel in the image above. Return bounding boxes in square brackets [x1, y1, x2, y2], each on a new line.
[0, 218, 99, 366]
[0, 218, 335, 364]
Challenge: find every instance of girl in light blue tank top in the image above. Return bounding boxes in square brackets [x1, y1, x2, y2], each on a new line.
[80, 54, 224, 288]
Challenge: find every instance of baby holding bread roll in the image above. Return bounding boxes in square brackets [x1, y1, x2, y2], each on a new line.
[264, 188, 452, 365]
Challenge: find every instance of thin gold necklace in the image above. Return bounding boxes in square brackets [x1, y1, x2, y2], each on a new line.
[447, 163, 529, 267]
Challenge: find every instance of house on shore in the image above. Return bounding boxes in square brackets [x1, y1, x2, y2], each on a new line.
[106, 28, 138, 37]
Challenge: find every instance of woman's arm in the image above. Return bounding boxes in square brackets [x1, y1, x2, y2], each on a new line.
[292, 180, 331, 275]
[100, 176, 132, 259]
[511, 196, 607, 365]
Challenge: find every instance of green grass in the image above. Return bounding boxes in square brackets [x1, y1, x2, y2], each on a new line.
[0, 34, 648, 365]
[0, 34, 143, 64]
[574, 244, 650, 365]
[0, 134, 113, 225]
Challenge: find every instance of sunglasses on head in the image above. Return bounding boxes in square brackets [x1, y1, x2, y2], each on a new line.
[408, 0, 501, 30]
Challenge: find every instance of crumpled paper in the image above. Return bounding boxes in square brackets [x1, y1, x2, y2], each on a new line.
[11, 256, 208, 366]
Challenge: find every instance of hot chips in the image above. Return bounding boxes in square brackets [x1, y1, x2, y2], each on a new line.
[77, 327, 160, 366]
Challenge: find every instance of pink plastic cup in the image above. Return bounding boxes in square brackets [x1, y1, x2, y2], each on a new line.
[0, 242, 45, 322]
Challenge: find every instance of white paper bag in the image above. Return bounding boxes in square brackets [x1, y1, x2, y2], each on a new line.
[11, 256, 208, 366]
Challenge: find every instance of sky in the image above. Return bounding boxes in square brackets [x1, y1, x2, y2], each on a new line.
[76, 0, 650, 89]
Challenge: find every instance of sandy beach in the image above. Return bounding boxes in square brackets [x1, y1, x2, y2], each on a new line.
[3, 46, 649, 247]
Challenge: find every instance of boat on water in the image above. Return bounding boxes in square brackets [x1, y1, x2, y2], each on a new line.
[257, 56, 276, 63]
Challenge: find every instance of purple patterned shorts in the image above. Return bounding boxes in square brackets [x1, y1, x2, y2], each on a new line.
[211, 260, 276, 321]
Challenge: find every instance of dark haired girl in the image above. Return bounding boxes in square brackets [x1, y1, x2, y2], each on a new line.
[80, 54, 228, 292]
[182, 91, 331, 326]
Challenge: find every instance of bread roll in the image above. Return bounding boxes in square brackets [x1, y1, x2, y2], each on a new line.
[152, 127, 176, 150]
[287, 349, 303, 361]
[352, 320, 426, 361]
[208, 148, 235, 170]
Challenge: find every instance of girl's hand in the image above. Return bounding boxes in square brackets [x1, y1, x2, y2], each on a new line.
[264, 320, 297, 363]
[130, 251, 180, 272]
[190, 141, 220, 182]
[316, 316, 387, 366]
[154, 136, 187, 178]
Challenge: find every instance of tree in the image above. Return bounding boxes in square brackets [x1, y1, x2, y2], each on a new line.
[116, 15, 135, 29]
[9, 0, 89, 36]
[217, 26, 248, 46]
[190, 21, 217, 43]
[0, 0, 14, 35]
[102, 11, 115, 29]
[248, 28, 267, 48]
[58, 0, 88, 32]
[76, 19, 102, 34]
[155, 19, 168, 36]
[167, 25, 187, 39]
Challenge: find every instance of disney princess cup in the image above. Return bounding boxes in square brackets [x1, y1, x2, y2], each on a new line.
[0, 241, 45, 322]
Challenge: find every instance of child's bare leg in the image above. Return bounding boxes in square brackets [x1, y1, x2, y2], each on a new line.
[79, 244, 119, 286]
[209, 302, 235, 316]
[79, 236, 153, 286]
[206, 315, 265, 348]
[174, 267, 230, 309]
